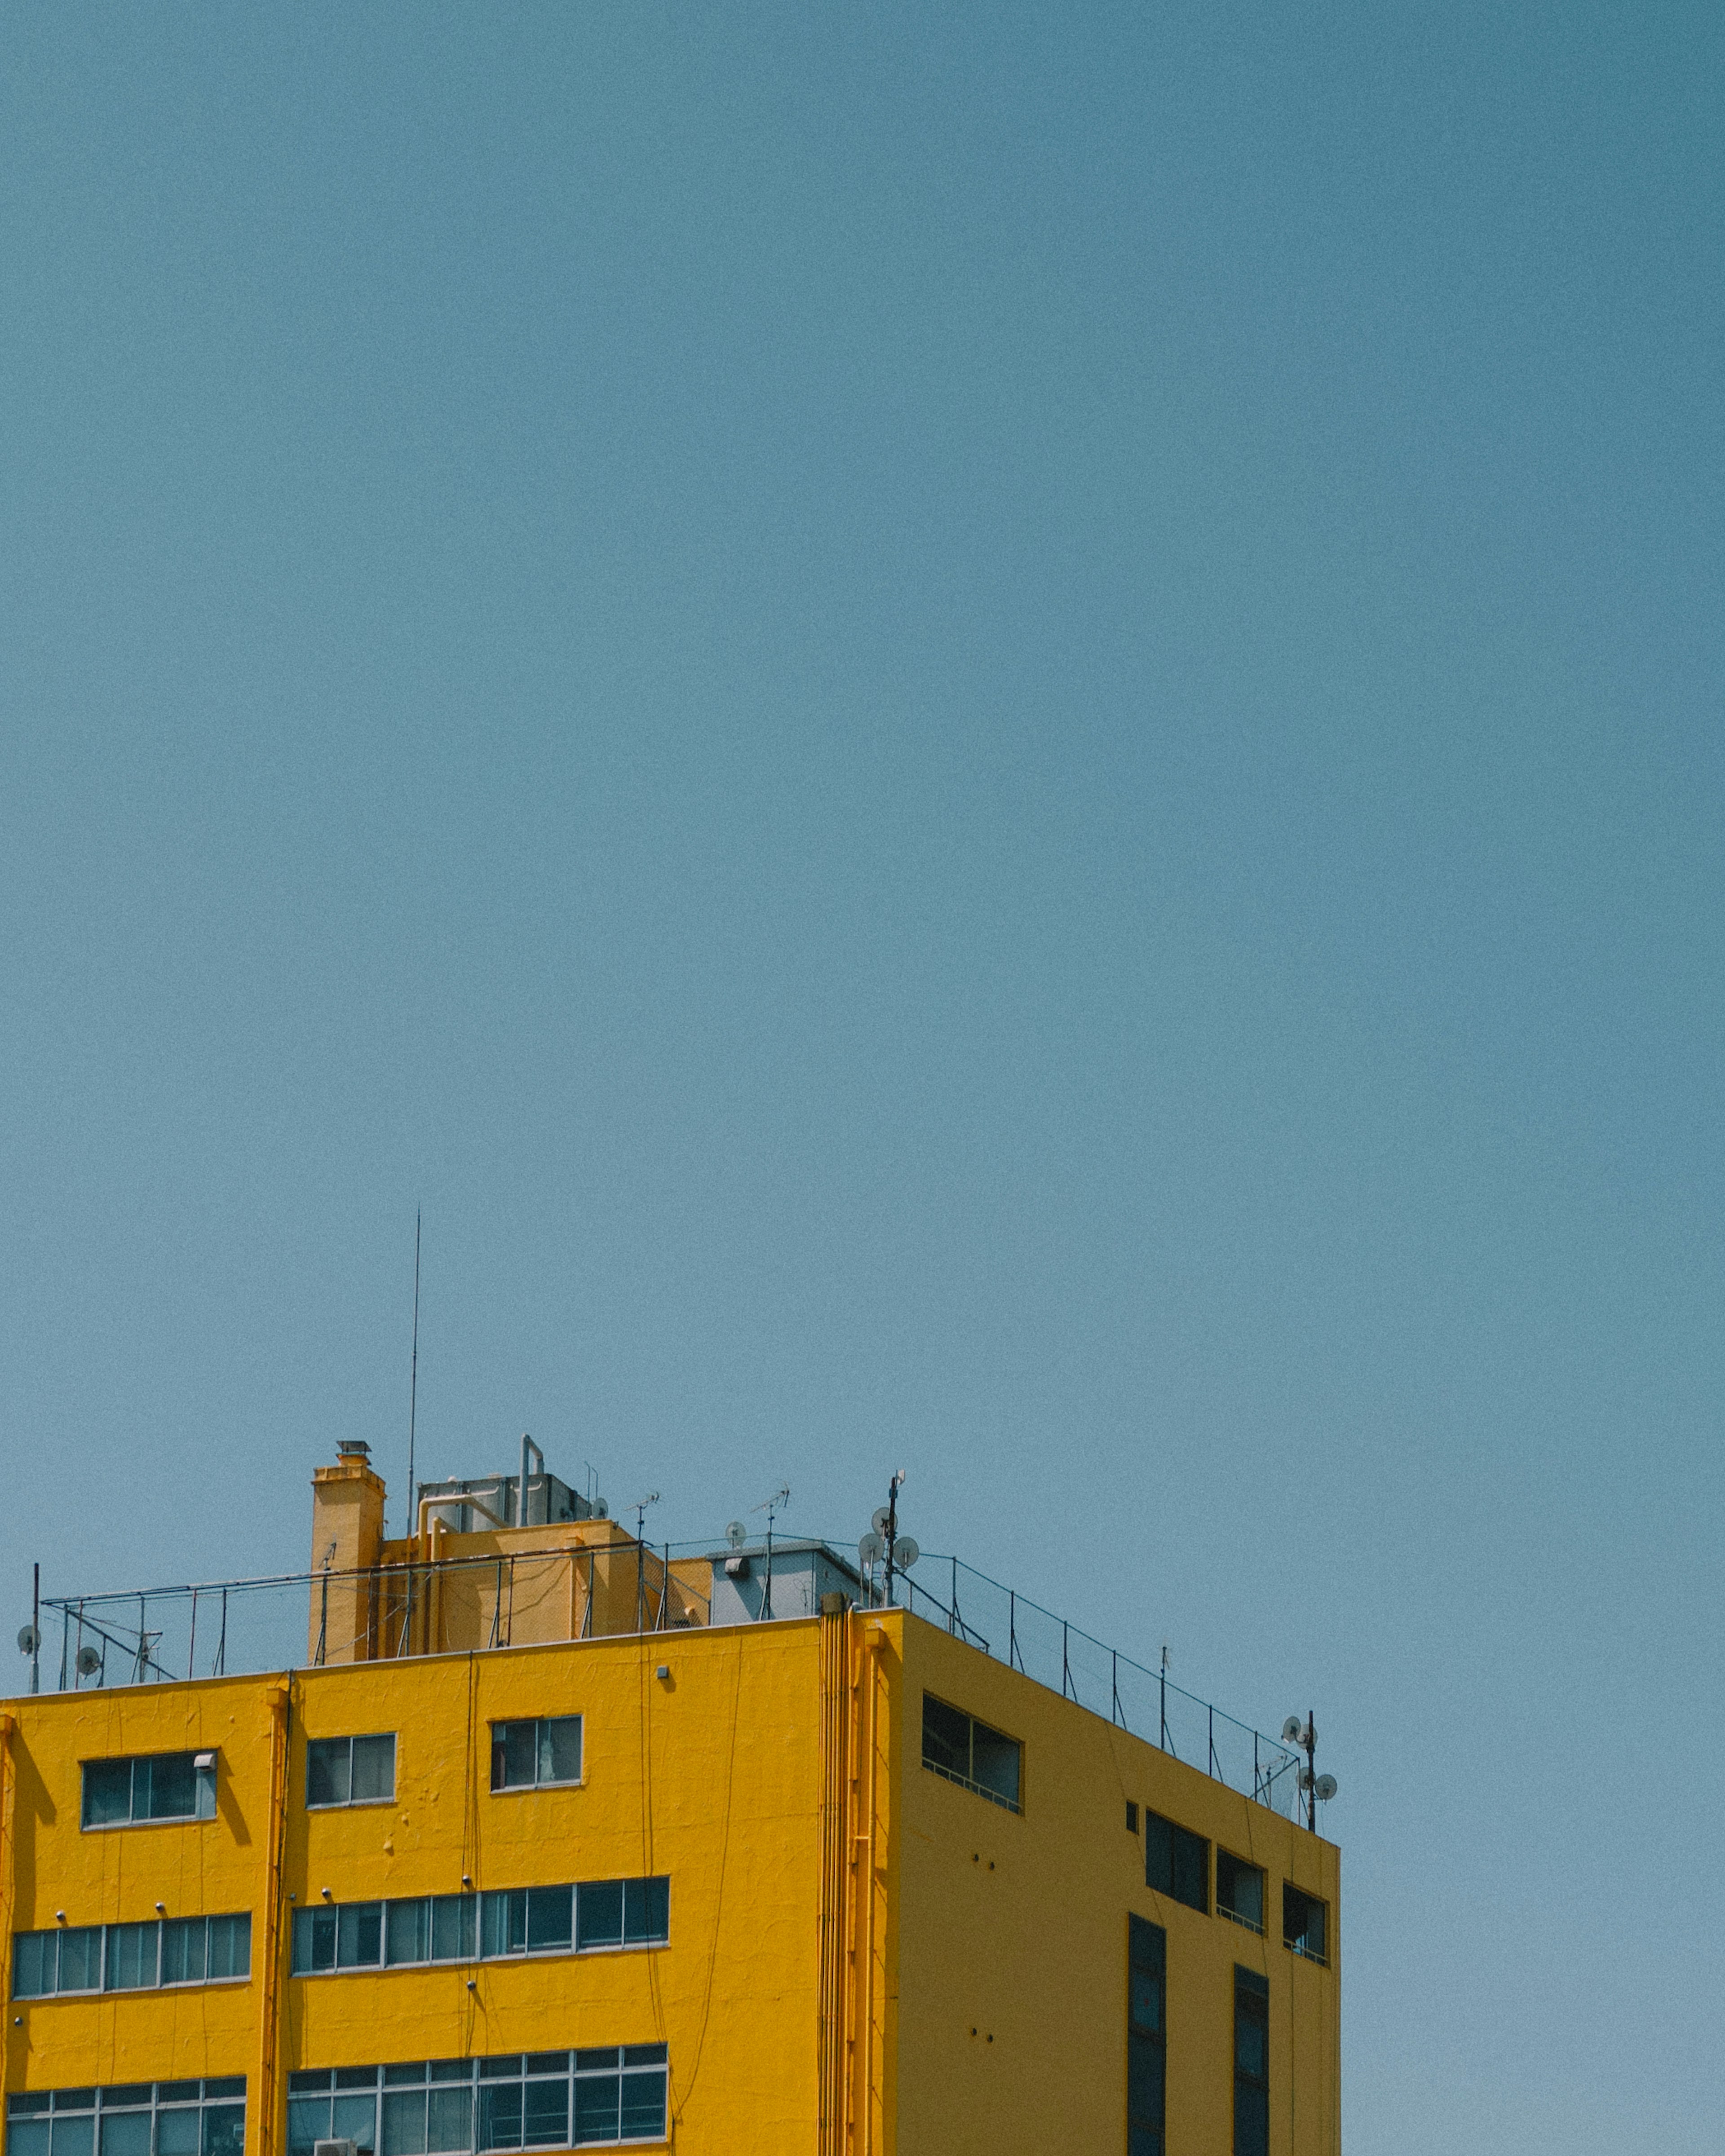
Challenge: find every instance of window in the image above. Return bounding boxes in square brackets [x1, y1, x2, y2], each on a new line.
[1216, 1852, 1265, 1935]
[489, 1718, 582, 1792]
[1234, 1967, 1269, 2156]
[292, 1882, 667, 1976]
[920, 1695, 1022, 1813]
[306, 1735, 396, 1808]
[286, 2050, 666, 2156]
[1143, 1809, 1208, 1914]
[1126, 1917, 1165, 2156]
[81, 1754, 216, 1830]
[1126, 1802, 1139, 1834]
[12, 1917, 250, 1999]
[6, 2081, 243, 2156]
[1283, 1883, 1327, 1964]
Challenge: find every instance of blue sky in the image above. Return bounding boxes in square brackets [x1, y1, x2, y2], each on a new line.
[1, 6, 1720, 2147]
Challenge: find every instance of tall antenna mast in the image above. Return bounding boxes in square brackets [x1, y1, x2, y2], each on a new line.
[406, 1208, 422, 1534]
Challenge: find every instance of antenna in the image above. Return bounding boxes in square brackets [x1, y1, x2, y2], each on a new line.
[751, 1486, 790, 1620]
[405, 1208, 422, 1535]
[1283, 1708, 1330, 1830]
[882, 1469, 906, 1604]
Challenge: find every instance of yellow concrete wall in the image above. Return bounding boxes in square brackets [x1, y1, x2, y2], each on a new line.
[893, 1616, 1340, 2156]
[2, 1621, 832, 2155]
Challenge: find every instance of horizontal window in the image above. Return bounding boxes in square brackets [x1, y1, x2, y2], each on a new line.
[292, 1882, 668, 1976]
[1283, 1883, 1328, 1964]
[286, 2049, 666, 2154]
[490, 1718, 582, 1793]
[6, 2082, 244, 2156]
[920, 1695, 1022, 1813]
[81, 1755, 216, 1831]
[1143, 1809, 1208, 1914]
[13, 1916, 251, 1999]
[307, 1735, 396, 1808]
[1217, 1851, 1265, 1934]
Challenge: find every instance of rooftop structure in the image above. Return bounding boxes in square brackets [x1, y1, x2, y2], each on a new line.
[2, 1443, 1340, 2156]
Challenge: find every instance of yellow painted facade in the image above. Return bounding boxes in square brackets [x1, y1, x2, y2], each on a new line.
[2, 1461, 1340, 2154]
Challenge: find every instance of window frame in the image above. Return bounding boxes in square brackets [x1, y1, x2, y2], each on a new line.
[919, 1694, 1023, 1815]
[290, 1880, 668, 1978]
[305, 1733, 398, 1811]
[13, 1913, 253, 2000]
[285, 2046, 667, 2154]
[487, 1717, 584, 1795]
[5, 2078, 246, 2156]
[79, 1753, 218, 1832]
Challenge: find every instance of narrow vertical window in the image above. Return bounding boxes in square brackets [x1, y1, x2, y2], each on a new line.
[1126, 1917, 1165, 2156]
[1143, 1809, 1208, 1914]
[1234, 1966, 1269, 2156]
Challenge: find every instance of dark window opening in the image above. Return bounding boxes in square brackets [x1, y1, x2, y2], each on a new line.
[920, 1695, 1022, 1813]
[1234, 1966, 1269, 2156]
[1143, 1809, 1208, 1914]
[489, 1717, 582, 1793]
[1127, 1917, 1165, 2156]
[306, 1735, 396, 1809]
[1283, 1883, 1328, 1964]
[1217, 1851, 1265, 1934]
[1126, 1801, 1139, 1834]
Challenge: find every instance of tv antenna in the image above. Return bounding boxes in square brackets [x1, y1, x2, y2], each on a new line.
[751, 1485, 790, 1619]
[405, 1208, 422, 1536]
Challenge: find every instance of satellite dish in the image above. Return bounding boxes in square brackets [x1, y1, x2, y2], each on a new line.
[17, 1625, 40, 1655]
[595, 1500, 608, 1519]
[858, 1532, 885, 1566]
[871, 1507, 892, 1537]
[725, 1520, 747, 1549]
[75, 1644, 102, 1677]
[1314, 1774, 1337, 1803]
[1282, 1716, 1306, 1745]
[892, 1536, 919, 1570]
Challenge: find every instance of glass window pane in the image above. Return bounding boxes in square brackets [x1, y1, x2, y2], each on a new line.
[616, 2074, 664, 2143]
[430, 1897, 475, 1964]
[571, 2079, 618, 2147]
[99, 2117, 150, 2156]
[201, 2109, 245, 2156]
[288, 2102, 329, 2156]
[195, 1763, 217, 1821]
[1235, 2082, 1268, 2156]
[202, 2084, 243, 2103]
[9, 2123, 50, 2156]
[13, 1931, 53, 1998]
[307, 1740, 349, 1808]
[381, 2094, 428, 2156]
[57, 1929, 102, 1992]
[425, 2090, 472, 2155]
[49, 2122, 93, 2156]
[155, 2092, 198, 2110]
[1172, 1826, 1207, 1913]
[1128, 2028, 1164, 2118]
[162, 1917, 206, 1986]
[920, 1697, 969, 1780]
[105, 1923, 158, 1992]
[146, 1756, 197, 1820]
[476, 2085, 522, 2153]
[619, 2048, 664, 2070]
[332, 2096, 378, 2152]
[155, 2114, 199, 2156]
[576, 1882, 622, 1951]
[386, 1900, 429, 1967]
[969, 1722, 1021, 1809]
[520, 2085, 566, 2149]
[208, 1915, 248, 1981]
[536, 1719, 581, 1785]
[501, 1724, 536, 1790]
[335, 2072, 379, 2092]
[288, 2077, 334, 2099]
[427, 2068, 471, 2089]
[572, 2055, 617, 2076]
[350, 1737, 396, 1804]
[338, 1904, 383, 1968]
[524, 1889, 571, 1953]
[1130, 1969, 1161, 2035]
[383, 2070, 425, 2090]
[82, 1760, 133, 1828]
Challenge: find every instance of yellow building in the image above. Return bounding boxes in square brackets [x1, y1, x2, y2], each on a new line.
[1, 1443, 1340, 2155]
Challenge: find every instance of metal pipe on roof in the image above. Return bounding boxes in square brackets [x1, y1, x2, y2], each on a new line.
[417, 1492, 509, 1539]
[518, 1434, 545, 1526]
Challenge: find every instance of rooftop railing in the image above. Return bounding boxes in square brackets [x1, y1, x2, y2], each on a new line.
[28, 1538, 1302, 1819]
